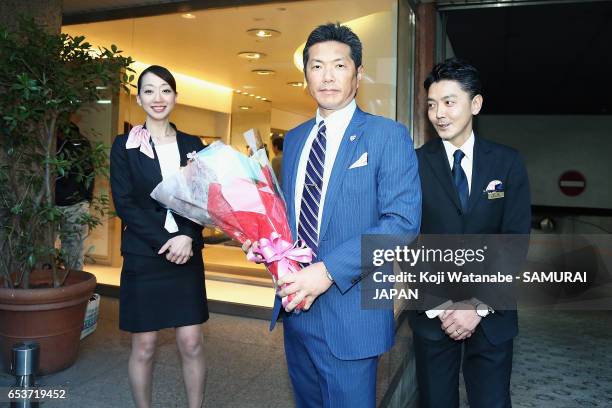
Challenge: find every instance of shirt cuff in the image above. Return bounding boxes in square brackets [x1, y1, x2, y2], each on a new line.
[425, 300, 453, 319]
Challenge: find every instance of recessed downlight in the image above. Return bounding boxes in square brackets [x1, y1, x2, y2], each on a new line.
[252, 69, 275, 76]
[247, 28, 281, 38]
[237, 51, 266, 60]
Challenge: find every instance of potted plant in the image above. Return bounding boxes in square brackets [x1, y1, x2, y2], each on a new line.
[0, 17, 133, 374]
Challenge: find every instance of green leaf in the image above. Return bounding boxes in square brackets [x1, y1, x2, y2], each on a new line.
[0, 16, 133, 286]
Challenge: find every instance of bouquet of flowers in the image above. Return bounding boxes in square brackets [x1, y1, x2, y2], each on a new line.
[150, 141, 311, 310]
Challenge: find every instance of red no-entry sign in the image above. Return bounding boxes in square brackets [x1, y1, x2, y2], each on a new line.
[559, 170, 586, 197]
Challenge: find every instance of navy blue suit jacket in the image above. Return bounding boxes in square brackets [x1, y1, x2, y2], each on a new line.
[272, 107, 422, 360]
[110, 130, 205, 257]
[410, 135, 531, 345]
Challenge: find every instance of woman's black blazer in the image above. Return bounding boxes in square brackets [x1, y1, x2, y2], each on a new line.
[110, 130, 205, 257]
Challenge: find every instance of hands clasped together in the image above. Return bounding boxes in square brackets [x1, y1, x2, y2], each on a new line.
[439, 301, 482, 341]
[159, 235, 193, 264]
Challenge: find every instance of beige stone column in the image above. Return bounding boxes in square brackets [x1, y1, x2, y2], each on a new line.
[414, 2, 437, 147]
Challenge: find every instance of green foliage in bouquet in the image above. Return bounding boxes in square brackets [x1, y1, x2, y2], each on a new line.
[0, 17, 134, 288]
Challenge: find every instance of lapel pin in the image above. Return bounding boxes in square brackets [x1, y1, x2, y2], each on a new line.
[349, 135, 356, 142]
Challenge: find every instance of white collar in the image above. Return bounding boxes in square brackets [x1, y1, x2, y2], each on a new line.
[315, 99, 356, 132]
[443, 131, 475, 161]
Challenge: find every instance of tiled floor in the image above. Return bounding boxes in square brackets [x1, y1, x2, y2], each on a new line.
[505, 310, 612, 408]
[0, 296, 409, 408]
[1, 299, 611, 408]
[456, 310, 612, 408]
[1, 298, 291, 408]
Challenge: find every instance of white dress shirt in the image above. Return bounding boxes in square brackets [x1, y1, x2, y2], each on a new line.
[442, 131, 475, 193]
[294, 99, 357, 233]
[155, 141, 180, 233]
[429, 132, 495, 318]
[156, 142, 180, 179]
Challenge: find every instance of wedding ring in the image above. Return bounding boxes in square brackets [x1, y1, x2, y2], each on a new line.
[456, 329, 462, 335]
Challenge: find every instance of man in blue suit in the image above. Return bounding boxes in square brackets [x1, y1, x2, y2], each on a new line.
[410, 58, 531, 407]
[274, 23, 421, 407]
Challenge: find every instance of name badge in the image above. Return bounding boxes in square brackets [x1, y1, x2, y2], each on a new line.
[488, 191, 504, 200]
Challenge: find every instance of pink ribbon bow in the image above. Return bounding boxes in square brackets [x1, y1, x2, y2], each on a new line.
[247, 232, 313, 284]
[126, 125, 155, 159]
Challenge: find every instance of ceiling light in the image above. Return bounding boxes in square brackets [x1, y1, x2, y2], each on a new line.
[261, 97, 267, 101]
[249, 93, 255, 97]
[239, 106, 252, 110]
[237, 51, 265, 60]
[287, 81, 303, 87]
[252, 69, 275, 76]
[181, 13, 196, 19]
[247, 28, 281, 38]
[255, 96, 261, 99]
[234, 90, 242, 93]
[96, 99, 112, 104]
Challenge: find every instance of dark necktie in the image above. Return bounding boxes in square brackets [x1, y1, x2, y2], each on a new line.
[297, 121, 326, 258]
[452, 149, 468, 213]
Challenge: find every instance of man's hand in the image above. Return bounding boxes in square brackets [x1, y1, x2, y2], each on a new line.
[440, 301, 482, 341]
[277, 262, 333, 312]
[158, 235, 193, 264]
[241, 239, 254, 254]
[241, 239, 265, 263]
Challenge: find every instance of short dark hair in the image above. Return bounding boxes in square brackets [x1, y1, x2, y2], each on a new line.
[424, 58, 482, 99]
[303, 23, 362, 70]
[271, 136, 283, 152]
[137, 65, 177, 94]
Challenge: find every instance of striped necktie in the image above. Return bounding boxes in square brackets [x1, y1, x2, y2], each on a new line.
[297, 120, 326, 258]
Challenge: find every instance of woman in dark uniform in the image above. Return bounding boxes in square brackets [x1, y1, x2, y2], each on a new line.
[110, 65, 208, 408]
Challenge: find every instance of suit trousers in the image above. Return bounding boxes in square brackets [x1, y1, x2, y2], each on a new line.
[413, 325, 513, 408]
[283, 302, 378, 408]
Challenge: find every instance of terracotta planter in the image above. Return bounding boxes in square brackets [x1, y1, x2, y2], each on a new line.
[0, 269, 97, 375]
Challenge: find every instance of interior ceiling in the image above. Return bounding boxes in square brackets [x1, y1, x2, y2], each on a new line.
[445, 1, 612, 115]
[62, 0, 387, 117]
[63, 0, 183, 15]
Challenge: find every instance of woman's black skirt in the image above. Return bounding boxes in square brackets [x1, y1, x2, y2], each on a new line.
[119, 251, 209, 333]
